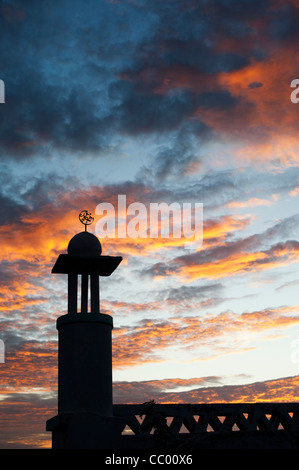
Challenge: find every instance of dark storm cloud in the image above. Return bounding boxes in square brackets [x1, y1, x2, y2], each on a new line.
[268, 3, 299, 42]
[0, 0, 137, 159]
[1, 66, 117, 159]
[0, 169, 78, 227]
[110, 80, 199, 134]
[0, 193, 26, 224]
[137, 122, 207, 182]
[0, 0, 292, 161]
[133, 0, 266, 67]
[197, 91, 237, 108]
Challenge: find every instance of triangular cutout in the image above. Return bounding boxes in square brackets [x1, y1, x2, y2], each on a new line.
[121, 424, 134, 435]
[180, 423, 190, 433]
[136, 414, 146, 425]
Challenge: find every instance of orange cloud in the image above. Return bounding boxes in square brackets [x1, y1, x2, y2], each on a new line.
[0, 390, 54, 448]
[202, 45, 299, 168]
[112, 304, 299, 369]
[131, 33, 299, 170]
[0, 340, 57, 393]
[114, 375, 299, 404]
[226, 198, 273, 209]
[202, 215, 251, 246]
[0, 183, 252, 276]
[157, 375, 299, 404]
[174, 241, 299, 281]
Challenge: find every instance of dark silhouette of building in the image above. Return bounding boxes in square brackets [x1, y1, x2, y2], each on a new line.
[46, 226, 125, 448]
[46, 219, 299, 449]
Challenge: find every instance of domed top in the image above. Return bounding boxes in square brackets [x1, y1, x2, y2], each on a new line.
[67, 231, 102, 257]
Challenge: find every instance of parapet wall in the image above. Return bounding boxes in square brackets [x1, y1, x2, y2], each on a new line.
[113, 402, 299, 449]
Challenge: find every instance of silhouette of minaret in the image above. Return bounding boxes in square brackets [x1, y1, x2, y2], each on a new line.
[46, 211, 125, 449]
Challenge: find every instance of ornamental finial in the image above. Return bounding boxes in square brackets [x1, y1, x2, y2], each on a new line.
[79, 210, 94, 232]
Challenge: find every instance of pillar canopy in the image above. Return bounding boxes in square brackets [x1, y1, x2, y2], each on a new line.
[51, 231, 122, 314]
[52, 230, 122, 276]
[52, 254, 122, 276]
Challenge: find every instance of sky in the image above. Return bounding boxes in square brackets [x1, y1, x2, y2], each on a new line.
[1, 0, 299, 448]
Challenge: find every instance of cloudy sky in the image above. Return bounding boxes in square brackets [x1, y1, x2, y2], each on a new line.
[1, 0, 299, 448]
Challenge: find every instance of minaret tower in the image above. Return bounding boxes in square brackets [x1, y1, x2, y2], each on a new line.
[46, 211, 125, 449]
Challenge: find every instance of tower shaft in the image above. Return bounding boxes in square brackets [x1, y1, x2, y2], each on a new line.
[57, 314, 113, 417]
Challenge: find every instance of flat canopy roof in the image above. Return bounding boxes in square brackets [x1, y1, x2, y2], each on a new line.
[52, 254, 122, 276]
